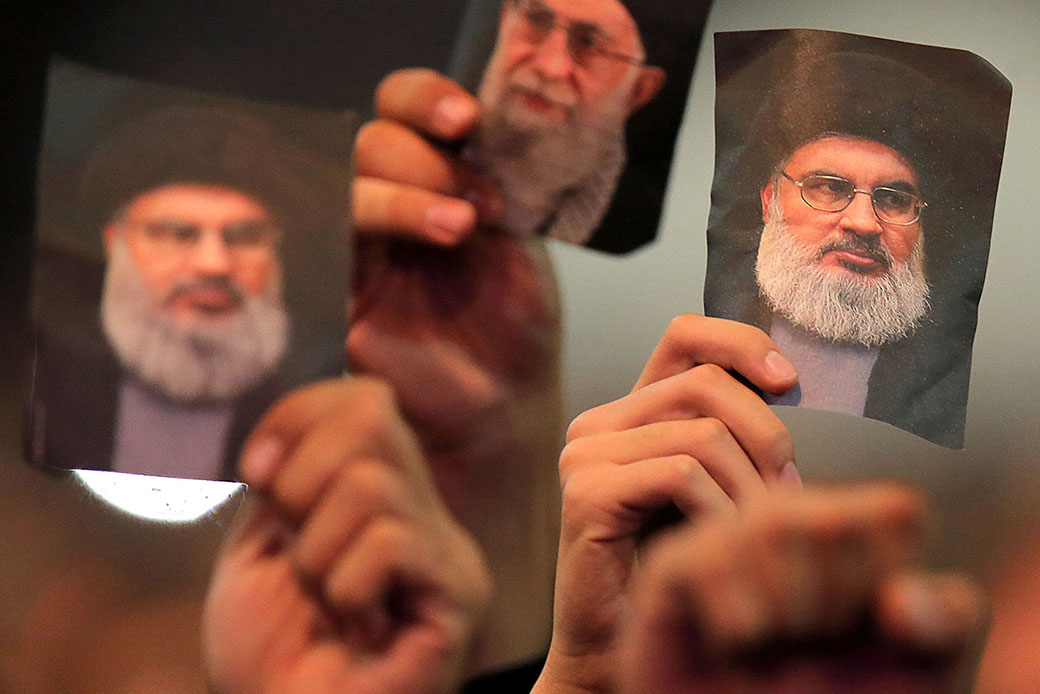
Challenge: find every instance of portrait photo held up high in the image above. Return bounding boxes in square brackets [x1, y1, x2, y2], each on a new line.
[705, 29, 1012, 448]
[450, 0, 711, 253]
[26, 60, 355, 481]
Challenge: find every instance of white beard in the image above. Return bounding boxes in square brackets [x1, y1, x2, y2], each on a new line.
[474, 54, 633, 236]
[754, 195, 930, 347]
[101, 239, 290, 402]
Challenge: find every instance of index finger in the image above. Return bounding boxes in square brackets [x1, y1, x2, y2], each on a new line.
[238, 378, 422, 495]
[375, 68, 480, 141]
[635, 314, 798, 395]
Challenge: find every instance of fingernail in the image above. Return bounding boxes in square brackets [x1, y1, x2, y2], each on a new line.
[426, 201, 476, 241]
[240, 436, 284, 489]
[433, 95, 477, 137]
[778, 461, 803, 489]
[765, 350, 798, 381]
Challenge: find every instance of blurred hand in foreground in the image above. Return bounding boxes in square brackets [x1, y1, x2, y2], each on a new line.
[203, 379, 491, 694]
[619, 484, 981, 694]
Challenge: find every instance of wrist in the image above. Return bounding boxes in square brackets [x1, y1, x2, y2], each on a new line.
[531, 646, 616, 694]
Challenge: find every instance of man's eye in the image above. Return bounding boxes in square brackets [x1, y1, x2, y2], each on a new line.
[223, 223, 267, 246]
[804, 176, 850, 199]
[146, 221, 197, 242]
[823, 178, 852, 195]
[524, 7, 555, 33]
[874, 188, 913, 212]
[569, 25, 601, 53]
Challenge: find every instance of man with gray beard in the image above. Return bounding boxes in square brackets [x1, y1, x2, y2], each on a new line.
[100, 187, 289, 405]
[468, 0, 665, 246]
[706, 32, 1012, 448]
[29, 102, 350, 480]
[753, 133, 931, 417]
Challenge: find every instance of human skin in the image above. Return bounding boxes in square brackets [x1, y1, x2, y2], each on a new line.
[203, 379, 491, 694]
[759, 136, 923, 276]
[532, 314, 801, 694]
[351, 69, 562, 675]
[103, 183, 278, 323]
[618, 485, 981, 694]
[484, 0, 664, 128]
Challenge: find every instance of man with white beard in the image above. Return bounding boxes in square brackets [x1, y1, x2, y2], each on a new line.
[29, 103, 350, 480]
[754, 133, 931, 417]
[468, 0, 665, 245]
[705, 33, 1012, 448]
[101, 183, 289, 406]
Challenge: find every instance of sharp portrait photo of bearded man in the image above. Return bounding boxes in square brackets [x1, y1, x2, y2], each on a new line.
[705, 30, 1011, 448]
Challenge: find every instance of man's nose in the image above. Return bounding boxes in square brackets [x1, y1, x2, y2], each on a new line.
[189, 228, 233, 276]
[839, 191, 883, 236]
[531, 27, 576, 80]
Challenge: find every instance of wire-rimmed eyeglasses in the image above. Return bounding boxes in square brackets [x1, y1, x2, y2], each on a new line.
[508, 0, 645, 69]
[781, 171, 926, 226]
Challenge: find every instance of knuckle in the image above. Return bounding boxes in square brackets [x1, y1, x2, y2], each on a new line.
[341, 461, 394, 506]
[665, 454, 700, 487]
[369, 518, 410, 556]
[354, 120, 381, 158]
[375, 68, 427, 109]
[560, 471, 601, 521]
[354, 121, 407, 172]
[691, 362, 728, 383]
[565, 407, 600, 443]
[351, 375, 396, 405]
[557, 436, 595, 476]
[664, 313, 705, 344]
[344, 380, 398, 441]
[693, 417, 730, 447]
[762, 421, 794, 464]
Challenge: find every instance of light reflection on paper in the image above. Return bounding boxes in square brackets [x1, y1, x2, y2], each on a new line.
[75, 469, 242, 522]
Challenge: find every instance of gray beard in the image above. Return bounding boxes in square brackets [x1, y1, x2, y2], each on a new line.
[101, 239, 290, 403]
[754, 196, 930, 347]
[474, 70, 629, 237]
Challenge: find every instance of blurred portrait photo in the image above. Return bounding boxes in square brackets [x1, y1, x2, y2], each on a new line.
[705, 30, 1012, 448]
[27, 60, 355, 480]
[452, 0, 711, 253]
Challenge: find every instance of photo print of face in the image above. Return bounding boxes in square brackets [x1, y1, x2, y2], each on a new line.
[450, 0, 712, 253]
[27, 60, 355, 480]
[705, 29, 1012, 448]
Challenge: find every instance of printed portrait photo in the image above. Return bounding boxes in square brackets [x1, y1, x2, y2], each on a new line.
[705, 29, 1012, 448]
[26, 60, 355, 480]
[450, 0, 711, 253]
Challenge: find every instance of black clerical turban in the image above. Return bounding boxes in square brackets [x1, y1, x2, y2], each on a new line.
[728, 30, 1011, 221]
[78, 104, 345, 239]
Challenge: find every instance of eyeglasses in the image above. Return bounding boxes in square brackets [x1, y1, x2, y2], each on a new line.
[508, 0, 644, 69]
[124, 218, 281, 258]
[781, 172, 926, 226]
